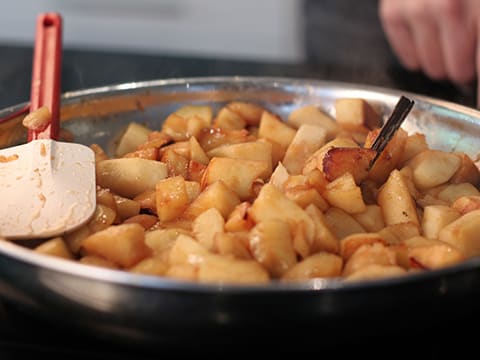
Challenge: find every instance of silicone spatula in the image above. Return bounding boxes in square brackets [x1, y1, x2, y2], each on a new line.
[0, 13, 96, 240]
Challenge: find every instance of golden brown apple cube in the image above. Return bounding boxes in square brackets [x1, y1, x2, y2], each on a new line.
[162, 113, 189, 141]
[339, 233, 387, 260]
[115, 122, 152, 157]
[165, 264, 198, 281]
[258, 110, 296, 150]
[175, 105, 212, 127]
[248, 184, 316, 247]
[213, 107, 247, 130]
[201, 157, 268, 200]
[184, 180, 201, 202]
[145, 228, 189, 259]
[168, 234, 211, 266]
[377, 169, 420, 226]
[450, 152, 480, 185]
[334, 98, 381, 133]
[302, 137, 359, 176]
[376, 222, 420, 245]
[438, 209, 480, 258]
[399, 132, 429, 165]
[35, 237, 74, 260]
[161, 148, 189, 178]
[133, 190, 157, 214]
[96, 187, 117, 212]
[156, 176, 190, 223]
[452, 196, 480, 215]
[324, 207, 366, 239]
[64, 226, 92, 254]
[282, 252, 343, 280]
[287, 105, 338, 140]
[192, 208, 225, 251]
[113, 195, 141, 221]
[96, 158, 168, 198]
[304, 204, 339, 254]
[421, 205, 461, 239]
[183, 180, 241, 220]
[198, 127, 253, 152]
[342, 243, 397, 277]
[323, 172, 367, 214]
[188, 160, 207, 183]
[207, 141, 273, 180]
[129, 257, 168, 276]
[322, 147, 376, 184]
[227, 101, 265, 126]
[81, 223, 150, 268]
[437, 183, 480, 205]
[189, 136, 209, 165]
[403, 236, 465, 270]
[214, 232, 251, 259]
[406, 150, 462, 189]
[269, 162, 290, 190]
[344, 264, 406, 282]
[249, 220, 297, 278]
[352, 205, 385, 232]
[282, 124, 327, 175]
[88, 204, 117, 233]
[197, 255, 270, 284]
[225, 202, 254, 232]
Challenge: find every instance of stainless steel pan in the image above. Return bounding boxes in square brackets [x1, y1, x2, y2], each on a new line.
[0, 77, 479, 345]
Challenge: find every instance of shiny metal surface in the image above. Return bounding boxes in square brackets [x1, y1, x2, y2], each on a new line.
[0, 77, 479, 344]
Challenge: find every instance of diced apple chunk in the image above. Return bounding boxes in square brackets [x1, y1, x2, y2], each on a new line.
[249, 220, 297, 277]
[407, 150, 461, 189]
[334, 98, 381, 133]
[96, 158, 167, 198]
[35, 237, 74, 260]
[421, 205, 461, 239]
[287, 105, 338, 140]
[206, 141, 272, 180]
[156, 176, 189, 222]
[377, 169, 420, 226]
[192, 208, 225, 251]
[183, 180, 241, 220]
[323, 172, 366, 214]
[202, 157, 268, 200]
[248, 184, 316, 249]
[282, 124, 327, 175]
[115, 122, 152, 157]
[258, 111, 296, 150]
[81, 223, 150, 268]
[438, 209, 480, 258]
[282, 252, 343, 280]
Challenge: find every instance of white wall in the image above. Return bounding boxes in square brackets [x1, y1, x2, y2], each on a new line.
[0, 0, 305, 62]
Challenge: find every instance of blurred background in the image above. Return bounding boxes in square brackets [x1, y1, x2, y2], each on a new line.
[0, 0, 476, 109]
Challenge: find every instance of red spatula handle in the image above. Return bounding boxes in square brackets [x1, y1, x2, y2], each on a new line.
[28, 13, 62, 141]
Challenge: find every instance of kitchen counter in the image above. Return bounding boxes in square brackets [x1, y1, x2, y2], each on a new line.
[0, 44, 478, 358]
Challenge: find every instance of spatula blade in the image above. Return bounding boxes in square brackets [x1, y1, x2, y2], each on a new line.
[0, 139, 96, 239]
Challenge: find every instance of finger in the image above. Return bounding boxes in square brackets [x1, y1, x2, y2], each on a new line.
[407, 2, 446, 80]
[435, 2, 476, 84]
[379, 0, 420, 70]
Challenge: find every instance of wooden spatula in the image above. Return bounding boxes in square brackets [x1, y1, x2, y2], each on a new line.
[0, 13, 96, 240]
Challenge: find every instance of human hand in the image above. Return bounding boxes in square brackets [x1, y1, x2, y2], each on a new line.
[378, 0, 480, 104]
